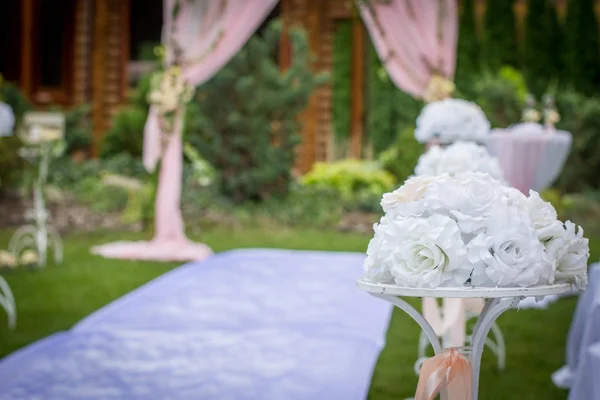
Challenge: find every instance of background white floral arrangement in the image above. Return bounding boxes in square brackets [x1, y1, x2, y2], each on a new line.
[414, 98, 491, 144]
[364, 172, 589, 289]
[0, 102, 15, 137]
[414, 141, 505, 182]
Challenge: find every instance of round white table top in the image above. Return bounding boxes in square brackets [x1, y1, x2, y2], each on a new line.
[356, 279, 574, 298]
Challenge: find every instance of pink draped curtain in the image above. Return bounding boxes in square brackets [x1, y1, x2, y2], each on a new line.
[144, 0, 278, 245]
[93, 0, 278, 261]
[356, 0, 458, 98]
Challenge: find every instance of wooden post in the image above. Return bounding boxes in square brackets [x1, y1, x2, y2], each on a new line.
[91, 0, 108, 157]
[349, 17, 365, 159]
[20, 0, 34, 97]
[299, 0, 323, 173]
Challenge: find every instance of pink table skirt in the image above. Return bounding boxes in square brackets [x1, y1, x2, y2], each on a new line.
[485, 129, 572, 194]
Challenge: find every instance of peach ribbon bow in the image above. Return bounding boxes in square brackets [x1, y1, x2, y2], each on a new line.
[415, 347, 473, 400]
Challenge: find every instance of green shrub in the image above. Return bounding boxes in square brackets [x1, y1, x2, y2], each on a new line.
[563, 0, 600, 95]
[462, 66, 526, 128]
[379, 126, 424, 183]
[455, 0, 481, 95]
[0, 136, 26, 190]
[50, 154, 147, 189]
[72, 176, 128, 213]
[185, 20, 326, 203]
[365, 44, 422, 156]
[555, 91, 600, 192]
[0, 81, 30, 191]
[483, 0, 519, 71]
[99, 106, 147, 158]
[0, 81, 31, 123]
[255, 184, 344, 227]
[524, 0, 562, 97]
[301, 159, 395, 211]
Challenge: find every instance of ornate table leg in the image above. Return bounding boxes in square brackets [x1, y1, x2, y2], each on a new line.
[469, 297, 522, 399]
[371, 294, 522, 400]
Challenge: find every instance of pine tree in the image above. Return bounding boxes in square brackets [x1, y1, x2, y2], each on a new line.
[483, 0, 519, 71]
[524, 0, 562, 97]
[563, 0, 600, 94]
[455, 0, 480, 94]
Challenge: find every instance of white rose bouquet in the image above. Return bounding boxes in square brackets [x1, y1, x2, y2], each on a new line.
[415, 141, 505, 182]
[414, 98, 490, 144]
[365, 172, 589, 289]
[148, 66, 195, 135]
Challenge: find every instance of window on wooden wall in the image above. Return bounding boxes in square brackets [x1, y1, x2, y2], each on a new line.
[0, 0, 22, 83]
[28, 0, 76, 104]
[129, 0, 163, 60]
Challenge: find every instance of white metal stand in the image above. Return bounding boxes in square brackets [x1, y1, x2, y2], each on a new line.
[356, 280, 574, 400]
[9, 147, 63, 267]
[0, 276, 16, 329]
[414, 310, 505, 375]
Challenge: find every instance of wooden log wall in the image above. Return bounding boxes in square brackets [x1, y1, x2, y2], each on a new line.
[91, 0, 130, 156]
[73, 0, 94, 105]
[282, 0, 361, 174]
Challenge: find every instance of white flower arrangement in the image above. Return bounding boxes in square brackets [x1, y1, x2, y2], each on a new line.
[414, 141, 505, 182]
[365, 172, 589, 289]
[414, 98, 491, 144]
[148, 66, 195, 134]
[0, 102, 15, 137]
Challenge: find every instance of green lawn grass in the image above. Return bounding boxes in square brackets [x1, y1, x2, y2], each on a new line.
[1, 227, 597, 399]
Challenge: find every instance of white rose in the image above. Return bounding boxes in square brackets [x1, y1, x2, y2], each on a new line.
[424, 172, 501, 233]
[363, 215, 394, 283]
[380, 175, 438, 218]
[467, 204, 549, 287]
[526, 190, 558, 236]
[385, 214, 471, 288]
[0, 102, 15, 137]
[414, 142, 504, 182]
[554, 221, 589, 289]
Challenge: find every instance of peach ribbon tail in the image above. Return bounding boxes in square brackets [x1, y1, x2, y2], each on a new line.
[415, 348, 473, 400]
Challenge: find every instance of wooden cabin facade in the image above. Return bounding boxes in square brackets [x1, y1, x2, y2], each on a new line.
[1, 0, 131, 156]
[0, 0, 580, 171]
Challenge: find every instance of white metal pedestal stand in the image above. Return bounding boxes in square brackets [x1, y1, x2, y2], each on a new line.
[357, 280, 574, 400]
[8, 147, 63, 267]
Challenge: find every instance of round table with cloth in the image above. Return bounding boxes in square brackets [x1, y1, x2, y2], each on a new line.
[485, 129, 572, 194]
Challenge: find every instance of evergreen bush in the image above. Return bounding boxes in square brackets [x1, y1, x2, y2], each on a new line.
[99, 106, 147, 159]
[455, 0, 480, 94]
[185, 21, 326, 203]
[378, 126, 424, 183]
[556, 91, 600, 192]
[483, 0, 519, 71]
[524, 0, 562, 97]
[563, 0, 600, 94]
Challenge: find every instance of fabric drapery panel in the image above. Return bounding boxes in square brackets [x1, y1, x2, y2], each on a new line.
[93, 0, 278, 261]
[144, 0, 279, 172]
[356, 0, 458, 98]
